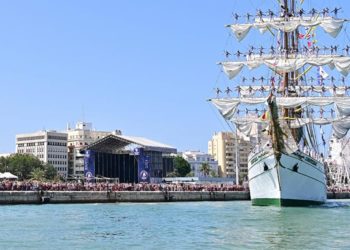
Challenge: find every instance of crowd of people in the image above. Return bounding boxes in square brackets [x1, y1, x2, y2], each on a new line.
[2, 180, 349, 193]
[0, 180, 248, 192]
[327, 185, 350, 193]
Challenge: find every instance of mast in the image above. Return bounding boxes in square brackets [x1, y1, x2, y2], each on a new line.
[290, 0, 302, 141]
[283, 0, 289, 114]
[267, 0, 290, 161]
[235, 128, 239, 185]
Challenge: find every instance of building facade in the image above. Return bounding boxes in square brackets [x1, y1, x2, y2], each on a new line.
[16, 130, 68, 178]
[182, 151, 218, 177]
[208, 131, 255, 181]
[326, 135, 350, 186]
[67, 122, 121, 178]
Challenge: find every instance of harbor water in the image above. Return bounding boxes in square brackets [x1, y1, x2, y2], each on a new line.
[1, 200, 350, 249]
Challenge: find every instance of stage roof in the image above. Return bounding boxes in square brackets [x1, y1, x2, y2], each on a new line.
[85, 134, 177, 154]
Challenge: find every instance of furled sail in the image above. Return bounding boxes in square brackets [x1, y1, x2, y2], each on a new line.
[209, 97, 350, 138]
[223, 115, 350, 139]
[235, 85, 348, 97]
[220, 55, 350, 79]
[210, 96, 350, 108]
[228, 16, 346, 41]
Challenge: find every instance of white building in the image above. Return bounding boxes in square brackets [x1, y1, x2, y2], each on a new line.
[67, 122, 121, 178]
[182, 151, 218, 177]
[16, 130, 68, 178]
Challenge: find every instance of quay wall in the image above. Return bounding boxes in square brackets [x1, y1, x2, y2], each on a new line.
[0, 191, 250, 205]
[0, 191, 348, 204]
[327, 192, 350, 199]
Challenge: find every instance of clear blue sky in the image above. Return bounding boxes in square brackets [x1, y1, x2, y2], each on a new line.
[0, 0, 349, 153]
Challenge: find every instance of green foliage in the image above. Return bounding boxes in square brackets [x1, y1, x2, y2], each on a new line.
[1, 154, 59, 181]
[166, 172, 178, 177]
[199, 163, 211, 177]
[0, 156, 9, 173]
[30, 168, 45, 181]
[210, 170, 218, 178]
[173, 156, 191, 177]
[6, 154, 43, 179]
[186, 171, 194, 177]
[44, 164, 58, 180]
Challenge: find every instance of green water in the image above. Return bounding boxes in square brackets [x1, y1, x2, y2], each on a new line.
[0, 200, 349, 249]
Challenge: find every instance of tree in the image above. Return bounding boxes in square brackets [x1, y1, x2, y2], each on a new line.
[199, 163, 211, 177]
[186, 172, 194, 177]
[173, 156, 191, 177]
[210, 170, 218, 178]
[1, 154, 61, 181]
[166, 172, 178, 177]
[7, 154, 43, 180]
[44, 164, 58, 180]
[30, 168, 45, 181]
[0, 156, 9, 173]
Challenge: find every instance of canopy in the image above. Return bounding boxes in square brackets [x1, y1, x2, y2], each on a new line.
[0, 172, 18, 179]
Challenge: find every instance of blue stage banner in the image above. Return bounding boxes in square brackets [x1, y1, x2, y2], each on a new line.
[133, 147, 141, 156]
[84, 150, 95, 182]
[137, 148, 150, 183]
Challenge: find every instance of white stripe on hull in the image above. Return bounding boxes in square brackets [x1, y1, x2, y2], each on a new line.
[248, 150, 327, 204]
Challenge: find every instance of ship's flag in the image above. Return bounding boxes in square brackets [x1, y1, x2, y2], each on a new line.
[260, 111, 270, 120]
[319, 66, 329, 79]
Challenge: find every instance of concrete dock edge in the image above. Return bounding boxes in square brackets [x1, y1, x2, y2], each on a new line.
[0, 191, 250, 204]
[0, 191, 348, 204]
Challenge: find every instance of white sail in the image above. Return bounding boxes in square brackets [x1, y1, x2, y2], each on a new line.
[228, 16, 346, 41]
[229, 116, 350, 139]
[210, 96, 350, 139]
[210, 98, 240, 120]
[236, 85, 348, 96]
[221, 55, 350, 79]
[210, 96, 350, 108]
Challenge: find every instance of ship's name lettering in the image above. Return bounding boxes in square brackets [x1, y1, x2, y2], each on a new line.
[251, 151, 269, 165]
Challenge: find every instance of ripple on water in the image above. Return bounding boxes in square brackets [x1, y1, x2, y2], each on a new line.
[0, 201, 350, 249]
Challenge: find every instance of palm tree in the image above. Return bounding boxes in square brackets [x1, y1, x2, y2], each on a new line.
[30, 168, 45, 181]
[200, 163, 211, 177]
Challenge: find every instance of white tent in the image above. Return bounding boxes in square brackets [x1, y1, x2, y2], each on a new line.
[0, 172, 18, 179]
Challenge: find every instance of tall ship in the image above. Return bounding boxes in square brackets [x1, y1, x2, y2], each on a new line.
[210, 0, 350, 206]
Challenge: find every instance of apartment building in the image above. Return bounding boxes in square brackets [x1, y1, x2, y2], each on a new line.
[208, 131, 255, 181]
[16, 130, 68, 178]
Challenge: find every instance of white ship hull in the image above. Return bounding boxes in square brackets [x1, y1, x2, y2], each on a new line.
[248, 150, 327, 206]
